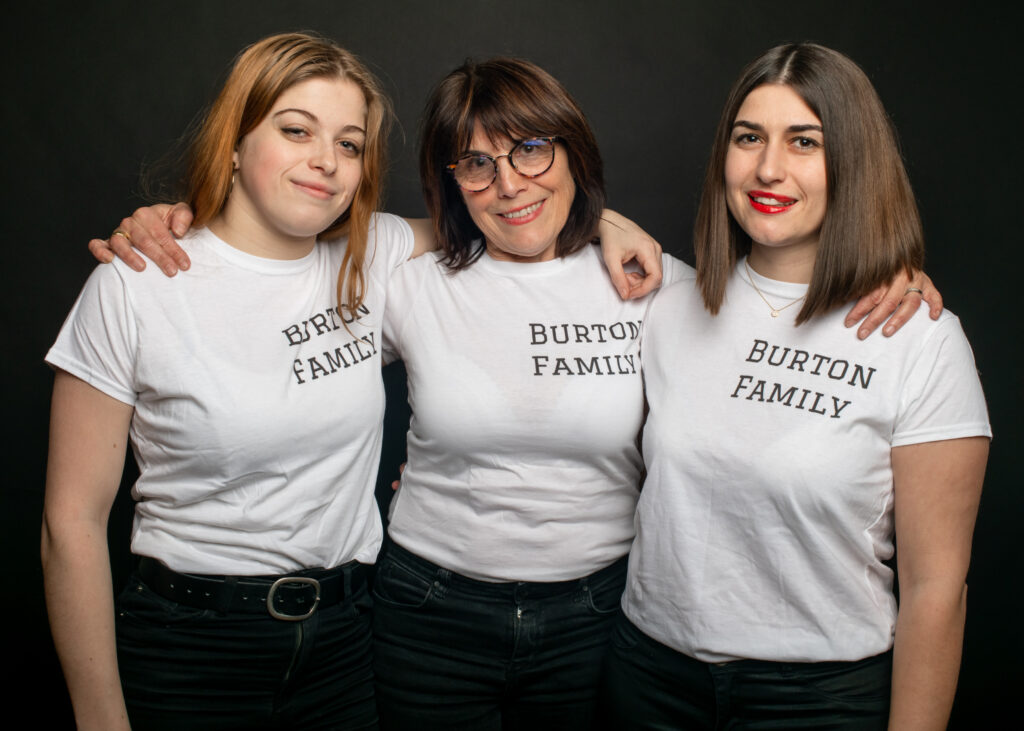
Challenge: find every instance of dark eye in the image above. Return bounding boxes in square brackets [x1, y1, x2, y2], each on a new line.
[338, 140, 362, 156]
[794, 137, 819, 149]
[467, 155, 493, 170]
[517, 139, 547, 156]
[734, 133, 760, 145]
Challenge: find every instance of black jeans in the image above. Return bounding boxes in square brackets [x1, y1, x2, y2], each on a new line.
[602, 615, 891, 730]
[372, 541, 626, 730]
[115, 567, 377, 730]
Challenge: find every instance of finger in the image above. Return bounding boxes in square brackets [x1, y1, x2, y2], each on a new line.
[627, 269, 661, 299]
[854, 285, 900, 339]
[843, 288, 883, 327]
[165, 204, 195, 269]
[602, 252, 632, 300]
[87, 238, 115, 264]
[132, 207, 184, 275]
[915, 273, 943, 319]
[107, 221, 148, 272]
[880, 294, 923, 337]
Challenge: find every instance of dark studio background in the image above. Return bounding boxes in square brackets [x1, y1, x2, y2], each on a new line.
[3, 1, 1017, 725]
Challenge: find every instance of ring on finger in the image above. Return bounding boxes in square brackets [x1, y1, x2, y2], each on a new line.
[113, 229, 132, 242]
[904, 287, 923, 296]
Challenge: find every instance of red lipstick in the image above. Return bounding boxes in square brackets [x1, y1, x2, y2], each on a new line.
[748, 190, 795, 214]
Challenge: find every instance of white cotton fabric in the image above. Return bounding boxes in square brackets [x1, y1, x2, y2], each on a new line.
[623, 259, 991, 662]
[383, 244, 692, 582]
[46, 214, 414, 575]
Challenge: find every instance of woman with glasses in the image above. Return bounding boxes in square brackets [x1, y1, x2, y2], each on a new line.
[370, 57, 937, 730]
[604, 43, 990, 729]
[365, 57, 694, 729]
[91, 55, 936, 730]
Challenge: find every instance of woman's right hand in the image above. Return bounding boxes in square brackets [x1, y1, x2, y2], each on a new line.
[88, 202, 195, 276]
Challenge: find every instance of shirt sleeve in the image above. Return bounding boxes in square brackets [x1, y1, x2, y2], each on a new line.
[660, 254, 696, 288]
[369, 213, 416, 271]
[891, 314, 991, 446]
[45, 262, 139, 405]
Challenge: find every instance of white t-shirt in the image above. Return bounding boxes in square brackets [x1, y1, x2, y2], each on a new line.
[623, 260, 991, 662]
[46, 214, 414, 575]
[382, 243, 692, 582]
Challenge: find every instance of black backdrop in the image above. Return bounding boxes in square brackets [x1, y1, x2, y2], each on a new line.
[5, 1, 1017, 725]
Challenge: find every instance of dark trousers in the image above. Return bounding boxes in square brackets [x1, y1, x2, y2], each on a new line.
[115, 567, 378, 730]
[602, 615, 891, 730]
[371, 540, 626, 730]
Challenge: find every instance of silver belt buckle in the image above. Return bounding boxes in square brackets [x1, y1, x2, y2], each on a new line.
[266, 576, 320, 621]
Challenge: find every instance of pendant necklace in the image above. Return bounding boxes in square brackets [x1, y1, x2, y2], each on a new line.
[744, 260, 806, 318]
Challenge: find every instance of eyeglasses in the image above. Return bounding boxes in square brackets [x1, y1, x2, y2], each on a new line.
[446, 137, 558, 192]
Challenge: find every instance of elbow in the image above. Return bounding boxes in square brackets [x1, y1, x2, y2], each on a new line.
[898, 578, 969, 626]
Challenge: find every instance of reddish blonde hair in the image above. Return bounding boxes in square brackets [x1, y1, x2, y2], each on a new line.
[185, 32, 392, 313]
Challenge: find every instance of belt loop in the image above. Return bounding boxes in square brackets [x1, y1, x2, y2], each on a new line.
[344, 565, 353, 597]
[215, 576, 238, 615]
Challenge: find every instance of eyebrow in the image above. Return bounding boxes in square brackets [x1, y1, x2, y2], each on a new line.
[732, 120, 823, 134]
[273, 108, 366, 135]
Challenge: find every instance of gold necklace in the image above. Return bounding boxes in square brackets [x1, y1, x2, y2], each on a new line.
[744, 260, 806, 318]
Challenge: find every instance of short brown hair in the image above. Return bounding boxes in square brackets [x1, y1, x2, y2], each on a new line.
[419, 57, 605, 269]
[185, 32, 392, 312]
[693, 43, 924, 324]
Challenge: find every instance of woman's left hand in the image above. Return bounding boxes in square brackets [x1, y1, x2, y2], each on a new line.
[598, 210, 664, 300]
[844, 269, 943, 339]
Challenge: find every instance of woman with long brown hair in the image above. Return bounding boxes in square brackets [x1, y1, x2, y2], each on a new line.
[606, 43, 990, 729]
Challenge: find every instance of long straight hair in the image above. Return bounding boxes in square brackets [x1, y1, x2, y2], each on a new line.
[185, 32, 392, 313]
[693, 43, 924, 324]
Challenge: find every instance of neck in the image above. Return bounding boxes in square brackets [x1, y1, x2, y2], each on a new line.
[209, 203, 316, 260]
[746, 243, 816, 284]
[484, 241, 558, 264]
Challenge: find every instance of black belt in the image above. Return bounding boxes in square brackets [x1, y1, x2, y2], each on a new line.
[138, 556, 366, 621]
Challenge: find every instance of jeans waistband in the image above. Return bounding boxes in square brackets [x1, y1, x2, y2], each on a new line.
[383, 540, 627, 599]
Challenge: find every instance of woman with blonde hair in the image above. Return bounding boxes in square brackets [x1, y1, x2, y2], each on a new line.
[43, 32, 417, 729]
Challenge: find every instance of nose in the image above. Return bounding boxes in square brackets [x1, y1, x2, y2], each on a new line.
[310, 139, 337, 176]
[494, 156, 527, 197]
[756, 141, 785, 185]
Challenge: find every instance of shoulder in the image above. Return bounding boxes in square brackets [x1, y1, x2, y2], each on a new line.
[367, 213, 415, 261]
[661, 254, 697, 288]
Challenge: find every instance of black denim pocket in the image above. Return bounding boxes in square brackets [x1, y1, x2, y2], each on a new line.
[580, 559, 627, 615]
[371, 555, 437, 610]
[115, 577, 214, 627]
[783, 652, 892, 706]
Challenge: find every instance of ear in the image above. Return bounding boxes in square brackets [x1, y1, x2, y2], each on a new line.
[232, 149, 240, 170]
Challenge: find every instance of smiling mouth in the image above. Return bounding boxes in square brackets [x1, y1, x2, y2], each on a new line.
[748, 192, 796, 214]
[749, 193, 794, 207]
[294, 181, 335, 199]
[499, 201, 543, 220]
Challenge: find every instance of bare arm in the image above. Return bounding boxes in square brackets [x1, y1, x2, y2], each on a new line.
[403, 218, 437, 259]
[845, 270, 943, 339]
[89, 205, 433, 270]
[42, 371, 134, 730]
[598, 209, 664, 300]
[888, 437, 988, 730]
